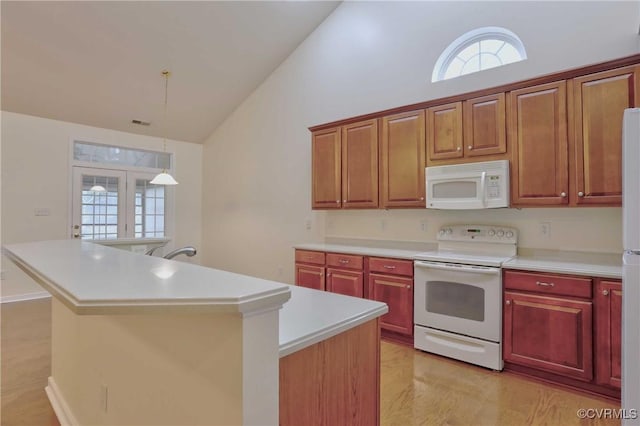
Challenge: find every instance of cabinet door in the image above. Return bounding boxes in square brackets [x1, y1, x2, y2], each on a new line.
[369, 273, 413, 336]
[570, 65, 640, 206]
[312, 128, 341, 209]
[341, 120, 379, 208]
[426, 102, 463, 163]
[509, 81, 569, 206]
[380, 110, 426, 208]
[504, 291, 593, 381]
[595, 280, 622, 389]
[464, 93, 507, 157]
[327, 268, 364, 298]
[295, 264, 325, 291]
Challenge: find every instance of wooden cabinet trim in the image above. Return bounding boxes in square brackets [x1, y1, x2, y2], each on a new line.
[310, 54, 640, 132]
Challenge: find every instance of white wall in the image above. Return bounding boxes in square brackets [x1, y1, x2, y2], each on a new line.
[1, 111, 203, 299]
[202, 1, 638, 282]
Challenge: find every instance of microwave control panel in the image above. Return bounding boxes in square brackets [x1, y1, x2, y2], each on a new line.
[487, 175, 502, 199]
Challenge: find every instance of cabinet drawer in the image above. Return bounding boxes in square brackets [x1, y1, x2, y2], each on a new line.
[504, 270, 592, 299]
[295, 250, 325, 265]
[368, 257, 413, 277]
[326, 253, 364, 270]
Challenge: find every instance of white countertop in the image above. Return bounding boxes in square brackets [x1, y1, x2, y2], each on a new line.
[279, 285, 387, 357]
[4, 240, 291, 315]
[294, 242, 424, 260]
[4, 240, 389, 357]
[296, 241, 623, 279]
[503, 250, 622, 279]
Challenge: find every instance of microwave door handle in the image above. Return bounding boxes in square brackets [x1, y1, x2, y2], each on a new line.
[480, 171, 487, 208]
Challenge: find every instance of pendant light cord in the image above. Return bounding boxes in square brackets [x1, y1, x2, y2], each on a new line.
[162, 70, 170, 155]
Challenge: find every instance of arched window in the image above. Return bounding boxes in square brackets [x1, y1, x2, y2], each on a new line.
[432, 27, 527, 82]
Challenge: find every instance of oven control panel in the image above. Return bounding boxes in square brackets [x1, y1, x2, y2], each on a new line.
[437, 224, 518, 244]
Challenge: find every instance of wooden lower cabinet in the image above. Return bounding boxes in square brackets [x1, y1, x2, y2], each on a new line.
[503, 270, 622, 399]
[504, 291, 593, 381]
[295, 264, 325, 291]
[295, 249, 326, 290]
[280, 319, 380, 426]
[327, 268, 364, 298]
[595, 279, 622, 389]
[369, 273, 413, 336]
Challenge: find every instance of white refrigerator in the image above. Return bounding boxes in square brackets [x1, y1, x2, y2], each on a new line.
[623, 108, 640, 424]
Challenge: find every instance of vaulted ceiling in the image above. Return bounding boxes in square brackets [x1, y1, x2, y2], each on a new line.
[1, 1, 340, 143]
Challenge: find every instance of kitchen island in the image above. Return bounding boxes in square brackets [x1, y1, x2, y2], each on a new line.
[4, 240, 387, 426]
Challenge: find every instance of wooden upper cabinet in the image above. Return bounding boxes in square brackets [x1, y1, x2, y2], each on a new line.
[341, 119, 379, 208]
[426, 102, 463, 163]
[312, 128, 341, 209]
[509, 81, 569, 206]
[570, 65, 639, 206]
[464, 93, 507, 157]
[380, 110, 426, 208]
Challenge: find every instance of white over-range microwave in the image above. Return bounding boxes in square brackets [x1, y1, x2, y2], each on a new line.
[425, 160, 509, 210]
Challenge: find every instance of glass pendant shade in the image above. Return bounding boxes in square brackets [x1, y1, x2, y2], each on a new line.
[90, 185, 106, 192]
[150, 171, 178, 185]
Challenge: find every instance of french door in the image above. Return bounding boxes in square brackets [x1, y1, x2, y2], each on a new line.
[72, 167, 166, 240]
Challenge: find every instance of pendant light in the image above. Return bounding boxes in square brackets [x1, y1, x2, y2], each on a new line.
[150, 70, 178, 185]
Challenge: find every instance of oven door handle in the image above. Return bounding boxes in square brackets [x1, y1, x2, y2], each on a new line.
[414, 261, 499, 275]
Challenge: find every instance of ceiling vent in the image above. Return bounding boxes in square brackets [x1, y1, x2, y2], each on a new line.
[131, 119, 151, 126]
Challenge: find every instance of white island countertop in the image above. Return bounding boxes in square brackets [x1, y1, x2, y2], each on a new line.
[4, 240, 292, 315]
[4, 240, 388, 357]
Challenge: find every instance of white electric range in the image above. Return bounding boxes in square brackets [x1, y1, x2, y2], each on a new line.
[413, 224, 518, 370]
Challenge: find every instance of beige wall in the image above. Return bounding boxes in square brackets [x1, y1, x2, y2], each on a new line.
[201, 1, 636, 283]
[1, 111, 203, 299]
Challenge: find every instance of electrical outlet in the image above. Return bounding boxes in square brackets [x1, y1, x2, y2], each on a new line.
[539, 222, 551, 238]
[304, 218, 312, 230]
[420, 220, 428, 232]
[380, 219, 386, 231]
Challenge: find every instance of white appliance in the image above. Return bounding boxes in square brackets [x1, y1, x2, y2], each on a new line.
[425, 160, 509, 210]
[623, 108, 640, 424]
[413, 224, 517, 371]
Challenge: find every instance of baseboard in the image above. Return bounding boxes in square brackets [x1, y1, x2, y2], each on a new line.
[1, 291, 51, 304]
[45, 376, 79, 426]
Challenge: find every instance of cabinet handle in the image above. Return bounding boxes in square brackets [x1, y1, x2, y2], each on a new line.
[506, 300, 511, 305]
[383, 265, 396, 270]
[343, 199, 346, 203]
[536, 281, 555, 287]
[578, 192, 585, 197]
[456, 146, 461, 151]
[376, 279, 410, 289]
[560, 192, 567, 198]
[420, 197, 424, 201]
[603, 289, 610, 296]
[327, 272, 331, 277]
[336, 200, 340, 204]
[468, 145, 472, 150]
[338, 259, 350, 264]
